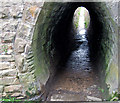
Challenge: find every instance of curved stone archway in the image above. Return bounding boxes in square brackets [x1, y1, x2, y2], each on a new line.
[0, 1, 118, 100]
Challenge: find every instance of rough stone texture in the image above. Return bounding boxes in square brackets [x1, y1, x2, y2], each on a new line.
[0, 55, 15, 62]
[0, 62, 10, 70]
[118, 1, 120, 95]
[0, 69, 17, 76]
[4, 85, 22, 93]
[0, 85, 4, 93]
[0, 77, 20, 85]
[0, 0, 119, 101]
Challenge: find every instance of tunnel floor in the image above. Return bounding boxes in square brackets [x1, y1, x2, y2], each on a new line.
[46, 30, 103, 101]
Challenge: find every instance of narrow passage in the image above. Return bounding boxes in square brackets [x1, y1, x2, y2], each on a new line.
[47, 30, 102, 101]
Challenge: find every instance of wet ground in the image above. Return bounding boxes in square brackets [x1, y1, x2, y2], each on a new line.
[47, 30, 103, 101]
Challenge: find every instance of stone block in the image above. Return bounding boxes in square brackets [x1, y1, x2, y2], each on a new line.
[2, 92, 24, 98]
[22, 5, 40, 25]
[9, 4, 23, 19]
[0, 85, 4, 93]
[19, 73, 35, 83]
[0, 12, 8, 19]
[0, 7, 10, 19]
[0, 69, 17, 76]
[15, 38, 26, 53]
[24, 44, 31, 54]
[17, 43, 25, 53]
[0, 55, 15, 62]
[17, 96, 25, 99]
[0, 62, 10, 70]
[4, 85, 22, 93]
[1, 32, 16, 43]
[11, 93, 22, 97]
[2, 20, 19, 32]
[15, 55, 25, 73]
[0, 77, 19, 85]
[10, 62, 16, 69]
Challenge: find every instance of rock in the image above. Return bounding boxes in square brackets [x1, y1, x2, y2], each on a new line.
[0, 62, 10, 70]
[0, 55, 15, 62]
[0, 69, 17, 76]
[15, 38, 26, 53]
[2, 20, 18, 32]
[87, 96, 102, 101]
[18, 43, 25, 53]
[24, 44, 31, 54]
[15, 55, 25, 73]
[11, 93, 22, 97]
[19, 73, 35, 83]
[29, 6, 38, 18]
[4, 85, 22, 93]
[0, 77, 19, 85]
[7, 49, 13, 55]
[0, 12, 8, 19]
[0, 85, 4, 93]
[2, 32, 16, 43]
[22, 4, 41, 25]
[17, 96, 25, 99]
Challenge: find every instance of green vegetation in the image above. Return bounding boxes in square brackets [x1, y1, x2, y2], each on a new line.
[109, 91, 120, 101]
[98, 87, 120, 101]
[84, 19, 89, 29]
[0, 96, 21, 102]
[74, 22, 79, 29]
[0, 96, 41, 102]
[73, 8, 81, 29]
[73, 7, 90, 29]
[98, 87, 105, 93]
[84, 11, 90, 29]
[1, 45, 8, 54]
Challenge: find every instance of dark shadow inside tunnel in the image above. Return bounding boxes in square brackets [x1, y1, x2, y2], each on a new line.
[52, 3, 101, 70]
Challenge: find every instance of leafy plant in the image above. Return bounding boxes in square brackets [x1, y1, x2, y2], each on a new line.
[26, 91, 31, 97]
[75, 22, 79, 29]
[98, 87, 105, 93]
[84, 20, 89, 29]
[110, 91, 120, 101]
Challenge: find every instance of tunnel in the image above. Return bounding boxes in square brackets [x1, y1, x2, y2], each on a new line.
[30, 2, 118, 101]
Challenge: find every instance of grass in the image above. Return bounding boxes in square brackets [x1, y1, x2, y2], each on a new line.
[0, 97, 21, 102]
[0, 97, 40, 102]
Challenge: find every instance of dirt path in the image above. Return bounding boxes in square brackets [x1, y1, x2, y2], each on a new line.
[47, 33, 103, 101]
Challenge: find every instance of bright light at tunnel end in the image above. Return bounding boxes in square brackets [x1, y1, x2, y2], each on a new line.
[73, 6, 90, 35]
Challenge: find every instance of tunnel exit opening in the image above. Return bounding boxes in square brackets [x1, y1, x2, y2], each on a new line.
[73, 7, 90, 35]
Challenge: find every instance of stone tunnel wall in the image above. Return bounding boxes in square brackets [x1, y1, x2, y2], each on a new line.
[86, 2, 118, 96]
[0, 1, 119, 100]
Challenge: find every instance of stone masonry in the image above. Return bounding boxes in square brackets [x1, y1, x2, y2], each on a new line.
[0, 1, 44, 99]
[0, 0, 119, 100]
